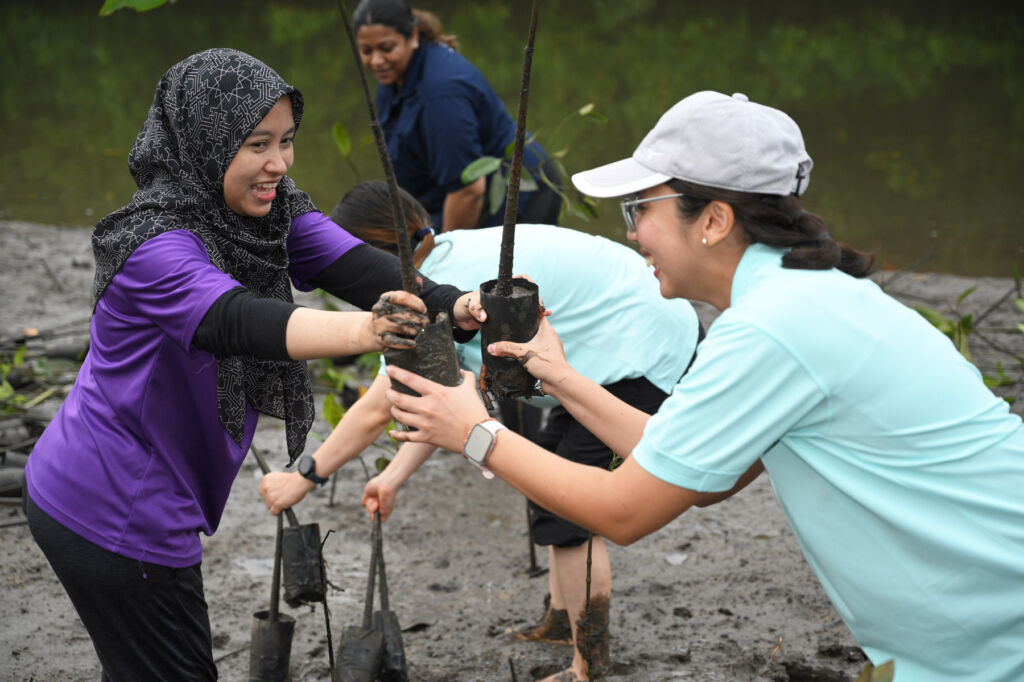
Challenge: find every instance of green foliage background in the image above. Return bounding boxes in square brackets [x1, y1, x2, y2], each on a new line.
[1, 0, 1021, 275]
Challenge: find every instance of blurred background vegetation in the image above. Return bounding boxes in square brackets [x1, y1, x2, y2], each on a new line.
[1, 0, 1021, 275]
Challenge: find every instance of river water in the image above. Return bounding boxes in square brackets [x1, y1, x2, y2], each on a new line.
[2, 0, 1021, 275]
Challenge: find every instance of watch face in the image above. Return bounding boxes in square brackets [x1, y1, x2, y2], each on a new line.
[299, 455, 313, 476]
[464, 424, 494, 464]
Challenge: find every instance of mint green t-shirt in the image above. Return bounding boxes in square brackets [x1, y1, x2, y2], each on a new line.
[633, 243, 1024, 681]
[381, 225, 700, 406]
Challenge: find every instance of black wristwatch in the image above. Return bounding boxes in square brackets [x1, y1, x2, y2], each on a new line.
[297, 454, 328, 486]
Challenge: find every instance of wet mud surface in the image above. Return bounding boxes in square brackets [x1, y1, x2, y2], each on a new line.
[1, 222, 1022, 681]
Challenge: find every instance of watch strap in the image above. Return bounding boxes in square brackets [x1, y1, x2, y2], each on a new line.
[297, 453, 329, 486]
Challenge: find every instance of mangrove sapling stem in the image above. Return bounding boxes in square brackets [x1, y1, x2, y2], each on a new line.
[582, 531, 594, 681]
[337, 0, 419, 296]
[495, 0, 541, 297]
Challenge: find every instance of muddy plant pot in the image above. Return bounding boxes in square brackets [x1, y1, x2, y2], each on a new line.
[479, 278, 542, 400]
[282, 522, 325, 607]
[384, 311, 462, 401]
[249, 609, 296, 682]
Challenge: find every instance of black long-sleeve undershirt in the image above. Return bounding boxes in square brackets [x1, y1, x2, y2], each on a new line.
[193, 243, 473, 358]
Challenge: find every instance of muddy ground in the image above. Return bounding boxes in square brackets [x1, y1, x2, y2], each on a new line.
[1, 221, 1021, 681]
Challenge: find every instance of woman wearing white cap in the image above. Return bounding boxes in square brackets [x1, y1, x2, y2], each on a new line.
[381, 91, 1024, 680]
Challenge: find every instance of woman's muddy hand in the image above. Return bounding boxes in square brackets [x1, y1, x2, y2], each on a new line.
[487, 317, 567, 389]
[370, 290, 430, 349]
[384, 367, 488, 452]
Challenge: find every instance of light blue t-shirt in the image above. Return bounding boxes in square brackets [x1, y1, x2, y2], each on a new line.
[633, 243, 1024, 681]
[382, 225, 700, 406]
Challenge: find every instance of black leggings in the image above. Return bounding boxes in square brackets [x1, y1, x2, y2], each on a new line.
[26, 491, 217, 681]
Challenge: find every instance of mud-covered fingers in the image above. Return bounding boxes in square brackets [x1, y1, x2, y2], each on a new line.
[371, 303, 429, 349]
[379, 332, 417, 349]
[372, 290, 427, 315]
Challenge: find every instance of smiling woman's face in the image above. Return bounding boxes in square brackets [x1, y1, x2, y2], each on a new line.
[356, 24, 419, 87]
[628, 184, 702, 301]
[222, 97, 295, 218]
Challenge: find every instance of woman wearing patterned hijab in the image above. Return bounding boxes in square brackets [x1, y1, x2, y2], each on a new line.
[23, 48, 482, 679]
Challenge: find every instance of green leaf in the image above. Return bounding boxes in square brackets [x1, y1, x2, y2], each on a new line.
[13, 346, 26, 366]
[1014, 297, 1024, 314]
[332, 121, 351, 158]
[461, 156, 502, 184]
[871, 660, 895, 682]
[0, 380, 13, 401]
[356, 352, 382, 374]
[854, 660, 895, 682]
[487, 170, 507, 216]
[518, 168, 538, 192]
[99, 0, 169, 16]
[983, 362, 1013, 388]
[374, 456, 391, 473]
[582, 109, 609, 124]
[323, 392, 345, 429]
[915, 306, 954, 334]
[956, 285, 976, 305]
[1017, 322, 1024, 335]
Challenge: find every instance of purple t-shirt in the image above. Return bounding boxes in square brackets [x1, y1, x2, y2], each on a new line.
[26, 212, 361, 567]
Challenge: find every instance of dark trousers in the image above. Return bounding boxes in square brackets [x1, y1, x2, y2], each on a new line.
[26, 491, 217, 681]
[528, 376, 671, 547]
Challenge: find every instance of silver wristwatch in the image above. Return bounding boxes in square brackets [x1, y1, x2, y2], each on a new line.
[462, 419, 505, 479]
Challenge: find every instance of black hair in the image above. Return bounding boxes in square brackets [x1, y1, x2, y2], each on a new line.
[329, 180, 434, 258]
[353, 0, 459, 48]
[667, 179, 875, 278]
[353, 0, 415, 37]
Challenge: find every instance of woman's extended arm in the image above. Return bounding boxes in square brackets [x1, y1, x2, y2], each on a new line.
[285, 291, 427, 360]
[259, 373, 393, 515]
[308, 243, 486, 334]
[361, 440, 437, 521]
[193, 287, 430, 360]
[383, 367, 701, 545]
[490, 316, 652, 457]
[441, 177, 485, 231]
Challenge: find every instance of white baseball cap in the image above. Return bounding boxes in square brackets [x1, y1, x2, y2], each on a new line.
[572, 91, 813, 198]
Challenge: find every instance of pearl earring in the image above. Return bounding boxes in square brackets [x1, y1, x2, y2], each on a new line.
[701, 237, 709, 246]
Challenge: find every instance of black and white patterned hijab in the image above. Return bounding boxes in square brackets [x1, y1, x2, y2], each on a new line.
[93, 48, 317, 462]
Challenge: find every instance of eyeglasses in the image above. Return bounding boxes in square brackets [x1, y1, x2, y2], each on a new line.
[619, 193, 685, 236]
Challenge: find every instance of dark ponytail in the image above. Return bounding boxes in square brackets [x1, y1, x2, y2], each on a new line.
[329, 180, 437, 266]
[667, 179, 874, 278]
[353, 0, 459, 50]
